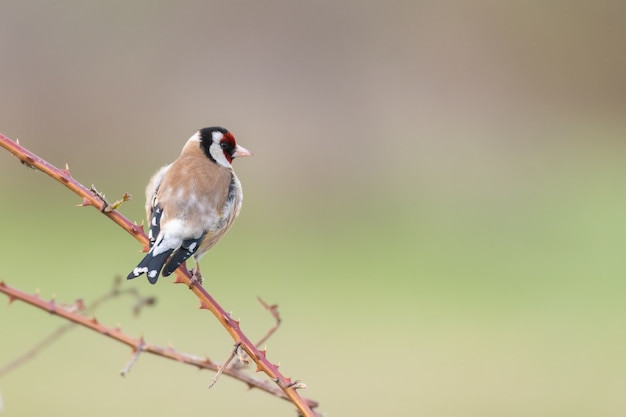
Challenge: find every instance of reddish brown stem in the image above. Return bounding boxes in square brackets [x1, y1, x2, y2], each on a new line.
[0, 133, 319, 417]
[0, 281, 317, 407]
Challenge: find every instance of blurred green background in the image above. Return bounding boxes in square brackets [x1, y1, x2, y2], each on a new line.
[1, 1, 626, 416]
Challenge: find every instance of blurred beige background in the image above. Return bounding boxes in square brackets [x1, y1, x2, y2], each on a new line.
[1, 1, 626, 416]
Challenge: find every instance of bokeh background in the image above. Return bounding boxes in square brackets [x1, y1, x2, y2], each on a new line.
[1, 1, 626, 416]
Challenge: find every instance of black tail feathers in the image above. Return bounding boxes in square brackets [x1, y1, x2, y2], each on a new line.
[127, 248, 174, 284]
[162, 236, 204, 277]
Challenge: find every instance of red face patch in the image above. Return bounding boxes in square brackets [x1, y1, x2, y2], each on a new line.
[219, 132, 237, 163]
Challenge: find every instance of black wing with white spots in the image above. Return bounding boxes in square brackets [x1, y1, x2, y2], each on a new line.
[127, 204, 171, 284]
[147, 204, 162, 248]
[162, 234, 206, 277]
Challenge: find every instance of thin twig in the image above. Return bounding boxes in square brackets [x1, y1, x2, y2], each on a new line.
[0, 319, 74, 377]
[0, 281, 319, 410]
[209, 343, 242, 389]
[0, 277, 154, 377]
[256, 297, 282, 348]
[121, 338, 146, 376]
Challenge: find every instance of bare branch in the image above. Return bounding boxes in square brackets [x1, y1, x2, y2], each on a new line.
[0, 133, 320, 416]
[0, 280, 319, 410]
[209, 343, 242, 389]
[0, 277, 155, 377]
[256, 297, 282, 348]
[120, 338, 146, 377]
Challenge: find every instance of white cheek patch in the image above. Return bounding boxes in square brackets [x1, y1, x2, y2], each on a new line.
[212, 131, 224, 142]
[209, 141, 232, 168]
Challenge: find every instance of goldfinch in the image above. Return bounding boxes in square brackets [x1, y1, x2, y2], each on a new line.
[127, 127, 251, 284]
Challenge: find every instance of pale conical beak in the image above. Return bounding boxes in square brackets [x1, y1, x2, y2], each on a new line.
[233, 145, 252, 158]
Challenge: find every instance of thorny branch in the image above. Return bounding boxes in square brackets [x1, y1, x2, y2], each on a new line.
[0, 133, 320, 417]
[0, 277, 155, 377]
[0, 281, 314, 406]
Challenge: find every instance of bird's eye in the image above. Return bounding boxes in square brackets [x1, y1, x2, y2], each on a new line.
[219, 140, 235, 153]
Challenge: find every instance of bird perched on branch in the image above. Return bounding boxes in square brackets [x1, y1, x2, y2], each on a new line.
[127, 127, 251, 284]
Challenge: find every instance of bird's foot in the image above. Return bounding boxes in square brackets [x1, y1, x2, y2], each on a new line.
[189, 268, 203, 289]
